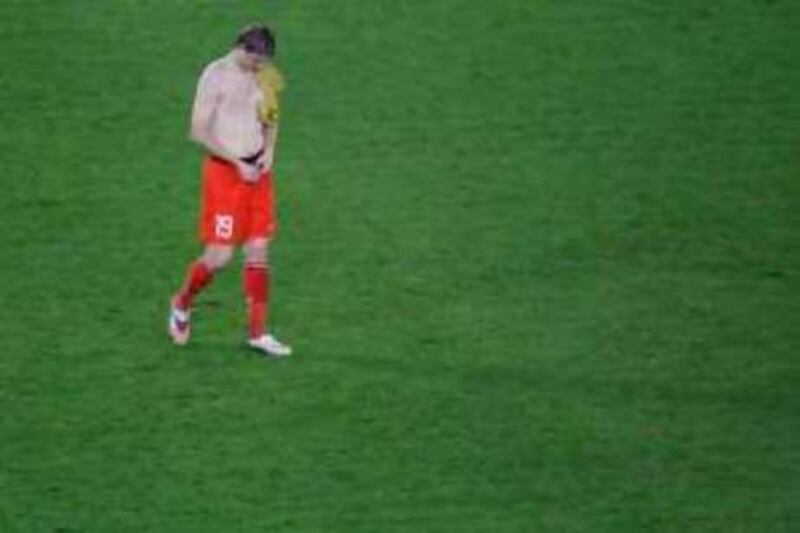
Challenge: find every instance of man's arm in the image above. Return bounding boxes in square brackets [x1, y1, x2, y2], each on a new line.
[257, 123, 279, 173]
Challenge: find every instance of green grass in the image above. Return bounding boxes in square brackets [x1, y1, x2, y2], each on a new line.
[1, 0, 798, 531]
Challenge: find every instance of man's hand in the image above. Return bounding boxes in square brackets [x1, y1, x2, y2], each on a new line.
[235, 160, 261, 183]
[255, 148, 274, 175]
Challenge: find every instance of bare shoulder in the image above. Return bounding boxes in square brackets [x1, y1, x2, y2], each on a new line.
[198, 56, 230, 86]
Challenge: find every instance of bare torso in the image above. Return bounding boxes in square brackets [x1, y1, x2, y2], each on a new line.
[194, 53, 266, 158]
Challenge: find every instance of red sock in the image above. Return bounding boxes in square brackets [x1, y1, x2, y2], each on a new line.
[175, 260, 214, 310]
[243, 263, 269, 339]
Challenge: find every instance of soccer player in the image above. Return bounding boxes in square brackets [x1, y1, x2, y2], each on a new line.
[167, 24, 292, 357]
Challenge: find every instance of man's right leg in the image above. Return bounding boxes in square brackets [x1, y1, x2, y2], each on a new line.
[175, 245, 234, 309]
[169, 244, 234, 345]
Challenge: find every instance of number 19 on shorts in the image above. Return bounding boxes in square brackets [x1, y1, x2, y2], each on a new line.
[214, 214, 234, 239]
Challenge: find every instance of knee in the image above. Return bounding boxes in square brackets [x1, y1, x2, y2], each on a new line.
[244, 248, 268, 267]
[202, 246, 234, 271]
[244, 240, 269, 267]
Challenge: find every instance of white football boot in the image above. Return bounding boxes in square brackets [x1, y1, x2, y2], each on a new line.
[248, 334, 293, 357]
[168, 298, 191, 346]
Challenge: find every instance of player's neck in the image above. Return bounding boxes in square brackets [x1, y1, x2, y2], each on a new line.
[227, 50, 257, 74]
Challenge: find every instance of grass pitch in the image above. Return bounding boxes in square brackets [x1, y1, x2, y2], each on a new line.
[1, 1, 798, 531]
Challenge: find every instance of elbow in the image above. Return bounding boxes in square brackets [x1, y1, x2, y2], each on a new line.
[189, 119, 210, 145]
[189, 126, 203, 144]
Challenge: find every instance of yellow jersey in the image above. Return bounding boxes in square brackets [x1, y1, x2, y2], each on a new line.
[256, 64, 285, 126]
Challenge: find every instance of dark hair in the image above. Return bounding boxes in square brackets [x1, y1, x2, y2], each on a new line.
[235, 25, 276, 57]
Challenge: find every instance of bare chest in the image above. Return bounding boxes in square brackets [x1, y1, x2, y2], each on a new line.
[218, 72, 263, 116]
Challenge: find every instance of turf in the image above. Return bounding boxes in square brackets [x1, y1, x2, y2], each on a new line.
[1, 0, 798, 531]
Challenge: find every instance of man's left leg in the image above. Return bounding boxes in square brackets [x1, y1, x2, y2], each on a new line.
[243, 237, 292, 356]
[242, 237, 269, 340]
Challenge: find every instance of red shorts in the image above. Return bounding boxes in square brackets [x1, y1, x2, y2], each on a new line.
[199, 156, 276, 245]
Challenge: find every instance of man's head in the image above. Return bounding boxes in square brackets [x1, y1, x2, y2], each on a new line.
[233, 24, 276, 71]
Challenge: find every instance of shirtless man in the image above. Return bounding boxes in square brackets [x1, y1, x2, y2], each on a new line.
[168, 25, 291, 357]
